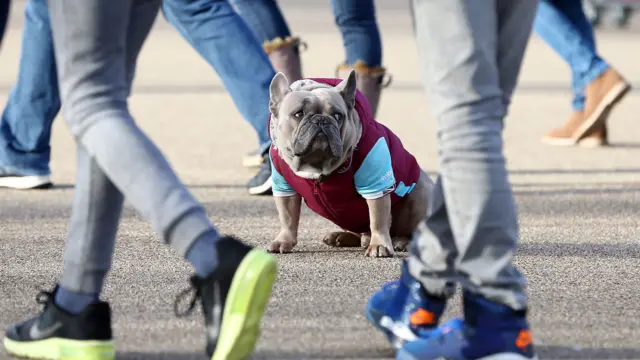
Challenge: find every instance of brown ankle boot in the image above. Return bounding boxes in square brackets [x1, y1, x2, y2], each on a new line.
[542, 68, 630, 146]
[263, 36, 306, 83]
[336, 61, 392, 118]
[543, 111, 609, 147]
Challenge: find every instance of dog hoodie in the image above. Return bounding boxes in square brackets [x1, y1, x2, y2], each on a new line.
[269, 78, 421, 234]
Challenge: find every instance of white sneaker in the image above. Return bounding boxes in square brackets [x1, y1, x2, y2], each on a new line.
[0, 172, 53, 189]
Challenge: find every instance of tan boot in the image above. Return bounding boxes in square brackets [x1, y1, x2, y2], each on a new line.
[542, 68, 630, 146]
[543, 111, 608, 147]
[336, 61, 392, 118]
[263, 36, 306, 83]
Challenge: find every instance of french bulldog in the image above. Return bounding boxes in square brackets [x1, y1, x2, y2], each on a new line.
[267, 70, 434, 257]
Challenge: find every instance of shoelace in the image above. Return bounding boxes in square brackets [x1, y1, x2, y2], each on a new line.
[35, 289, 54, 307]
[173, 278, 201, 318]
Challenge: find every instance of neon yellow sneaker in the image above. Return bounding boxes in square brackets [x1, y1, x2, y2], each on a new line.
[174, 236, 277, 360]
[3, 288, 115, 360]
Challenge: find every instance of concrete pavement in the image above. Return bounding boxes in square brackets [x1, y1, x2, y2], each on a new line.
[1, 2, 640, 359]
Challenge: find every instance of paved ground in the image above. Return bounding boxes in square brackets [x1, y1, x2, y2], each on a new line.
[1, 2, 640, 359]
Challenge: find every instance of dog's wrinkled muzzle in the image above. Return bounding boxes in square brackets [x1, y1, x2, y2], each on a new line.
[292, 115, 343, 158]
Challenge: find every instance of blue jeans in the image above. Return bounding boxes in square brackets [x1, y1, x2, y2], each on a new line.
[0, 0, 9, 47]
[0, 0, 274, 176]
[534, 0, 609, 111]
[230, 0, 382, 67]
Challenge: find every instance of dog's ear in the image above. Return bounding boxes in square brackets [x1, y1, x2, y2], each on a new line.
[335, 70, 357, 109]
[269, 72, 291, 115]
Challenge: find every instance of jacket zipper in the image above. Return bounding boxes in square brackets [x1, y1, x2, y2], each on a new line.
[313, 177, 341, 223]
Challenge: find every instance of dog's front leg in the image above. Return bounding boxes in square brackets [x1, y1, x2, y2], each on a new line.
[365, 194, 395, 258]
[268, 194, 302, 253]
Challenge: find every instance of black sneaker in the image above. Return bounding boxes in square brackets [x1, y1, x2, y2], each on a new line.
[174, 236, 277, 360]
[3, 288, 114, 360]
[246, 151, 272, 196]
[0, 167, 53, 190]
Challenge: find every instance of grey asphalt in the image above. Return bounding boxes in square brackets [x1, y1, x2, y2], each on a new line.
[1, 2, 640, 359]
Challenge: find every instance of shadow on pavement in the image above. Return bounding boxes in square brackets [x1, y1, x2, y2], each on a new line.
[509, 167, 640, 175]
[44, 183, 248, 190]
[518, 242, 640, 258]
[514, 187, 640, 196]
[117, 345, 640, 359]
[538, 345, 640, 359]
[117, 352, 201, 360]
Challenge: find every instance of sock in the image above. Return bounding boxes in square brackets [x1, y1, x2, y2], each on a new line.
[186, 229, 220, 278]
[55, 287, 100, 315]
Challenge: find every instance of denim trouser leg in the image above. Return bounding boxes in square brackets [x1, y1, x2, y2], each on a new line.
[534, 0, 609, 110]
[162, 0, 274, 149]
[408, 0, 537, 311]
[0, 0, 9, 47]
[0, 0, 59, 175]
[228, 0, 291, 43]
[331, 0, 382, 67]
[49, 0, 215, 294]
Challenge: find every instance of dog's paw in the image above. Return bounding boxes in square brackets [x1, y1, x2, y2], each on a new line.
[267, 240, 296, 253]
[267, 231, 297, 253]
[365, 244, 395, 258]
[361, 234, 371, 248]
[322, 231, 361, 247]
[392, 237, 411, 252]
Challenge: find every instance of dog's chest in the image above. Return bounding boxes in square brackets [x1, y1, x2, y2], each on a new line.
[290, 170, 372, 234]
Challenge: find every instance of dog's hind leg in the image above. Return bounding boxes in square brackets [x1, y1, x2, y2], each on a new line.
[390, 170, 434, 252]
[322, 231, 362, 247]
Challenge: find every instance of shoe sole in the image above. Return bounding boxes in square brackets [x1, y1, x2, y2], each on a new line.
[247, 177, 273, 196]
[3, 338, 114, 360]
[542, 81, 631, 147]
[396, 351, 539, 360]
[0, 175, 53, 190]
[364, 284, 415, 350]
[211, 249, 277, 360]
[365, 305, 406, 349]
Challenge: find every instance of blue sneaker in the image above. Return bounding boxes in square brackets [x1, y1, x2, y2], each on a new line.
[397, 292, 537, 360]
[365, 261, 446, 349]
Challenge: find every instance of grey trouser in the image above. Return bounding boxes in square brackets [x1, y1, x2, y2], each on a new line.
[48, 0, 216, 294]
[407, 0, 538, 311]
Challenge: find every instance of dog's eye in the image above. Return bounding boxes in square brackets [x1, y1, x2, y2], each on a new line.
[294, 111, 304, 119]
[333, 113, 342, 121]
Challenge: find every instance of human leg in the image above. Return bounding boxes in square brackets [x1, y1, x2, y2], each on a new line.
[229, 0, 304, 83]
[332, 0, 389, 117]
[161, 0, 276, 193]
[535, 0, 630, 147]
[0, 0, 58, 189]
[3, 1, 276, 358]
[0, 0, 9, 47]
[366, 0, 539, 358]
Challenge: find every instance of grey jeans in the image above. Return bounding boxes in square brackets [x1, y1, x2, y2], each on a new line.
[48, 0, 216, 294]
[407, 0, 538, 311]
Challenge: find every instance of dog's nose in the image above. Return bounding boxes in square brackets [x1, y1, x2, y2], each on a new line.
[311, 115, 329, 126]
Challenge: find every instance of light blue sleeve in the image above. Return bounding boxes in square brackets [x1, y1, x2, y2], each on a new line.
[354, 137, 396, 199]
[270, 152, 297, 197]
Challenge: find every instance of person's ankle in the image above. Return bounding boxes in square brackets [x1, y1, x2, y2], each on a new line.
[462, 290, 528, 330]
[186, 229, 220, 279]
[55, 286, 100, 315]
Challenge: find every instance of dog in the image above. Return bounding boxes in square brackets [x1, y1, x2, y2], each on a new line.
[267, 70, 434, 257]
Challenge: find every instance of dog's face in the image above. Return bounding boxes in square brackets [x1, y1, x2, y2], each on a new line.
[269, 71, 363, 177]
